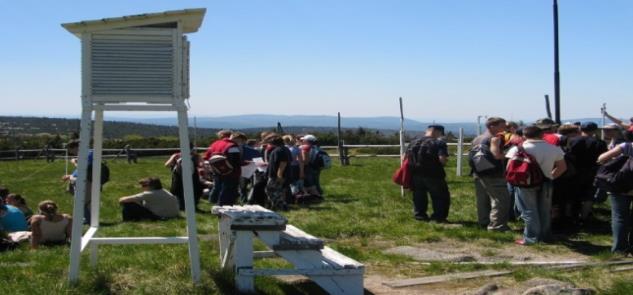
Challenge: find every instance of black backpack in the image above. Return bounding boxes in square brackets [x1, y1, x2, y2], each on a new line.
[407, 138, 439, 172]
[87, 162, 110, 185]
[594, 155, 633, 193]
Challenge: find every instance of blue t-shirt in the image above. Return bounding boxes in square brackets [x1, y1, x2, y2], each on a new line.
[71, 150, 94, 177]
[0, 205, 28, 232]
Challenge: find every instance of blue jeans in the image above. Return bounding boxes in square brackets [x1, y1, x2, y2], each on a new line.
[412, 176, 450, 221]
[610, 194, 633, 253]
[217, 177, 239, 206]
[515, 181, 553, 244]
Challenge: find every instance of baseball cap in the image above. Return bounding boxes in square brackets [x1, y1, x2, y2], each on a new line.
[535, 118, 557, 130]
[301, 134, 317, 142]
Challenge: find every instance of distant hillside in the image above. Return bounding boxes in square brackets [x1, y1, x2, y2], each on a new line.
[0, 116, 220, 138]
[111, 114, 485, 135]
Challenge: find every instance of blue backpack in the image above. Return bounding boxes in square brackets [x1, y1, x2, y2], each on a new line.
[309, 146, 332, 170]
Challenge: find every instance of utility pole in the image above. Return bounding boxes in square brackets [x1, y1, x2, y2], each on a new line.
[553, 0, 561, 124]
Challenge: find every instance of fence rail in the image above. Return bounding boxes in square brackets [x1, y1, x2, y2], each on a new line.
[1, 128, 472, 176]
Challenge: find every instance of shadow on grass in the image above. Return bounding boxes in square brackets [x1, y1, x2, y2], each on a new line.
[558, 238, 611, 256]
[265, 278, 377, 295]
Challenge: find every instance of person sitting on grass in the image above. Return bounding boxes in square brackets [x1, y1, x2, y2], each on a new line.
[118, 177, 179, 222]
[0, 198, 28, 232]
[5, 194, 33, 221]
[0, 186, 9, 202]
[30, 200, 72, 249]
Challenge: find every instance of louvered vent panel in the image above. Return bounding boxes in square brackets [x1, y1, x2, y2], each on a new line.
[91, 32, 175, 97]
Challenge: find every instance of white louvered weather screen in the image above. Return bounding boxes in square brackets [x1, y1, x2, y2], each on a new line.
[89, 28, 188, 101]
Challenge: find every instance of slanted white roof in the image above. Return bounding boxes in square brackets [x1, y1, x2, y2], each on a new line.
[62, 8, 206, 37]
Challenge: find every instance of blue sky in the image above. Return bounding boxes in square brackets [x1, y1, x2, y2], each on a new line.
[1, 0, 631, 122]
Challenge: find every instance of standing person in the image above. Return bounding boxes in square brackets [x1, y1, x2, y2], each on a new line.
[597, 141, 633, 254]
[536, 118, 561, 146]
[470, 117, 511, 231]
[264, 135, 291, 210]
[300, 135, 321, 197]
[118, 177, 179, 221]
[30, 200, 72, 249]
[61, 140, 94, 225]
[407, 125, 451, 222]
[165, 144, 203, 211]
[507, 126, 567, 245]
[203, 130, 242, 206]
[568, 122, 607, 223]
[284, 135, 304, 198]
[248, 133, 274, 206]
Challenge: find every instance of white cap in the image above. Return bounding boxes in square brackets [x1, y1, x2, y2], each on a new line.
[301, 134, 317, 142]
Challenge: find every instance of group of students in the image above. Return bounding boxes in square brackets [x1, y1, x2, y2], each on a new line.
[0, 186, 72, 250]
[193, 130, 327, 211]
[406, 112, 633, 253]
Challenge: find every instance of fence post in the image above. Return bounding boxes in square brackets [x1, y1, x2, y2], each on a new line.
[456, 128, 464, 177]
[337, 112, 348, 166]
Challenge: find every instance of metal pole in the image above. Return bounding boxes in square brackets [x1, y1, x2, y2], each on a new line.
[601, 103, 607, 140]
[477, 116, 482, 136]
[457, 128, 464, 177]
[399, 97, 405, 197]
[553, 0, 561, 124]
[337, 112, 345, 166]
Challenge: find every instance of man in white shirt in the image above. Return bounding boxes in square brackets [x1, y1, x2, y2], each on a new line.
[506, 126, 567, 245]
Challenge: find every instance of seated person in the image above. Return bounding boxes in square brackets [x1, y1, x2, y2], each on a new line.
[119, 177, 179, 221]
[0, 199, 28, 232]
[0, 186, 9, 202]
[30, 200, 72, 249]
[6, 194, 33, 221]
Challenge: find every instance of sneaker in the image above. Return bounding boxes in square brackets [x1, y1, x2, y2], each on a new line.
[414, 216, 430, 222]
[515, 239, 528, 246]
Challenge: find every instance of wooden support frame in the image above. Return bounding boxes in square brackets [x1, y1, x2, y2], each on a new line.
[68, 102, 201, 283]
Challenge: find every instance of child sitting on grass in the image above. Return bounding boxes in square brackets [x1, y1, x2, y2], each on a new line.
[30, 200, 72, 249]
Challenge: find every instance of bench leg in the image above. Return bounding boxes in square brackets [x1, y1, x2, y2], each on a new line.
[234, 231, 254, 293]
[218, 217, 233, 269]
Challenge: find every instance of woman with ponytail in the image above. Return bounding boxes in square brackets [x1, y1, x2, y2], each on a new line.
[30, 200, 72, 249]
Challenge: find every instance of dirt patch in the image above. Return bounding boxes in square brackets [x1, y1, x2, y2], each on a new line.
[384, 239, 589, 264]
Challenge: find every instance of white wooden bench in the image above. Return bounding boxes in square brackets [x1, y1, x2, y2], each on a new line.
[212, 205, 364, 294]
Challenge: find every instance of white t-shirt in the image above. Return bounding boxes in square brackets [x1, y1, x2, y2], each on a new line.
[506, 140, 565, 179]
[128, 189, 179, 218]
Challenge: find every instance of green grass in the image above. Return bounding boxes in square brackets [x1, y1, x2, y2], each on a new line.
[0, 156, 631, 294]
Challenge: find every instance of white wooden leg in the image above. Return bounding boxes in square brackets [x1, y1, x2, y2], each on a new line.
[90, 107, 104, 228]
[68, 105, 93, 283]
[234, 231, 255, 293]
[90, 242, 98, 267]
[176, 108, 202, 284]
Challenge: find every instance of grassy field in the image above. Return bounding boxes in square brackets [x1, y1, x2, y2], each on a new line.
[1, 155, 632, 294]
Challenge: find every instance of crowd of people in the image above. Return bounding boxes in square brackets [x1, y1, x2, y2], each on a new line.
[405, 111, 633, 254]
[1, 130, 330, 250]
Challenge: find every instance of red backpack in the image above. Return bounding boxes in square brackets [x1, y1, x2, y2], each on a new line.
[505, 146, 545, 188]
